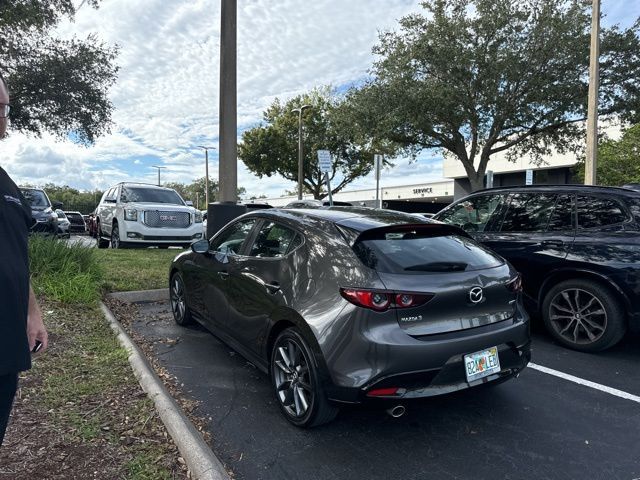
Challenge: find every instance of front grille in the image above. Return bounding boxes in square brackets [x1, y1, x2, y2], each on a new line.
[144, 210, 190, 228]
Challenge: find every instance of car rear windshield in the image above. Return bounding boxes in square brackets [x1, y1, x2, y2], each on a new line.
[353, 227, 503, 274]
[120, 187, 184, 205]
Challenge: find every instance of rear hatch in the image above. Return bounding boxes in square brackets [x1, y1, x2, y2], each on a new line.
[349, 224, 519, 337]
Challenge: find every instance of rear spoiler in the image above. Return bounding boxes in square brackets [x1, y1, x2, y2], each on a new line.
[336, 222, 472, 247]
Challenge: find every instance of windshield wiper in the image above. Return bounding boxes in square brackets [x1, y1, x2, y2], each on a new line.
[404, 262, 468, 272]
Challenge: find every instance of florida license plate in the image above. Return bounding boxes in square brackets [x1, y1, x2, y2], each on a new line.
[464, 346, 501, 382]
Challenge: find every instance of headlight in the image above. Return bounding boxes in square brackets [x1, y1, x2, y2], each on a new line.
[194, 210, 203, 223]
[124, 208, 138, 221]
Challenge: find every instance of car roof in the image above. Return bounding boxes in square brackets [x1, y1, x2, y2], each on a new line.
[252, 206, 434, 232]
[470, 184, 640, 197]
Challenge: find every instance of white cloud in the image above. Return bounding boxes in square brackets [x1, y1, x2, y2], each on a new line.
[2, 0, 638, 198]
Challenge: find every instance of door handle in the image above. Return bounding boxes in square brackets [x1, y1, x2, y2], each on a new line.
[541, 240, 564, 247]
[264, 281, 280, 294]
[218, 271, 229, 279]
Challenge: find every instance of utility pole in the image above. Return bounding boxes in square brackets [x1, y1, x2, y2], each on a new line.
[585, 0, 600, 185]
[292, 105, 311, 200]
[151, 165, 166, 186]
[198, 146, 215, 206]
[219, 0, 237, 202]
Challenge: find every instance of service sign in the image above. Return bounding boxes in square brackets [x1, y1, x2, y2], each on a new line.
[317, 150, 332, 173]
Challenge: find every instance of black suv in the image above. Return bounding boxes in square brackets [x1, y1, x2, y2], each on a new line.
[434, 185, 640, 352]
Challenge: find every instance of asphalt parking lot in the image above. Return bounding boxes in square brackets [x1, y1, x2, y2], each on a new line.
[127, 298, 640, 480]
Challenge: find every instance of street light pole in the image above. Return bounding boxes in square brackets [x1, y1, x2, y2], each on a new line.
[219, 0, 237, 202]
[292, 105, 311, 200]
[585, 0, 600, 185]
[198, 146, 216, 207]
[151, 165, 166, 186]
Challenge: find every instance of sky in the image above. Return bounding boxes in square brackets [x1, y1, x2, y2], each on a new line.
[2, 0, 639, 199]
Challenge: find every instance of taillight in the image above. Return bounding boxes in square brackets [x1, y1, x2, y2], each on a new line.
[507, 275, 522, 293]
[340, 288, 433, 311]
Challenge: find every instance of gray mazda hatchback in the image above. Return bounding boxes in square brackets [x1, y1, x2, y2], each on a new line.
[169, 207, 530, 427]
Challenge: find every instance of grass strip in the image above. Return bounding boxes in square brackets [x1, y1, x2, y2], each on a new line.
[0, 237, 185, 479]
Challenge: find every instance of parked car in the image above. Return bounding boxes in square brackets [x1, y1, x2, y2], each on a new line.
[87, 212, 98, 238]
[19, 187, 58, 235]
[64, 211, 87, 234]
[95, 182, 204, 249]
[55, 209, 71, 238]
[433, 185, 640, 352]
[169, 207, 530, 427]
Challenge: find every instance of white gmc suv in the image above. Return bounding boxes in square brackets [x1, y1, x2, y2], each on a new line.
[95, 182, 203, 249]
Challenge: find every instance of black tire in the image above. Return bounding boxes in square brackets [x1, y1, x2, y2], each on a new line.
[542, 279, 626, 352]
[270, 328, 338, 428]
[170, 273, 192, 326]
[111, 222, 122, 249]
[96, 221, 110, 249]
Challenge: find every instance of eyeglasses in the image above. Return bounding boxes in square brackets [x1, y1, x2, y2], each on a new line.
[0, 104, 10, 119]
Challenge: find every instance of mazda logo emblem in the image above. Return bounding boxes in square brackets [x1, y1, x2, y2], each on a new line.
[469, 287, 483, 304]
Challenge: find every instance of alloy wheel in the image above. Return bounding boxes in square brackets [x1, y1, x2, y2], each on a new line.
[548, 288, 607, 345]
[111, 224, 120, 249]
[170, 275, 187, 324]
[273, 337, 314, 419]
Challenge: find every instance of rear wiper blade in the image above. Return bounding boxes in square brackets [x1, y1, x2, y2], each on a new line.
[404, 262, 468, 272]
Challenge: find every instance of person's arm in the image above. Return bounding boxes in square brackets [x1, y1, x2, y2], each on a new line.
[27, 284, 48, 353]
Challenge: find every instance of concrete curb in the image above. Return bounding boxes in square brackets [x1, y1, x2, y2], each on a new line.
[108, 288, 169, 304]
[100, 301, 230, 480]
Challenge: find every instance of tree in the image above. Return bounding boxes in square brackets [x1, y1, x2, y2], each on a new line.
[165, 178, 246, 210]
[344, 0, 640, 192]
[1, 0, 118, 144]
[42, 183, 103, 212]
[238, 87, 389, 200]
[575, 124, 640, 185]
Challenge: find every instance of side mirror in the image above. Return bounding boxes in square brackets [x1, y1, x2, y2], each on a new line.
[191, 239, 210, 254]
[185, 200, 193, 207]
[52, 201, 63, 209]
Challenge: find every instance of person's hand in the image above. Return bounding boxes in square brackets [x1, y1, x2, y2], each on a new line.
[27, 286, 48, 353]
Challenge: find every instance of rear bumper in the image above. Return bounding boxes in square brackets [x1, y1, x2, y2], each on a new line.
[324, 311, 530, 404]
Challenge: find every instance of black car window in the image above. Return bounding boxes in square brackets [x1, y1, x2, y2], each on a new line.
[353, 228, 502, 274]
[547, 194, 575, 231]
[436, 194, 505, 233]
[249, 222, 298, 258]
[577, 195, 628, 229]
[210, 219, 256, 255]
[499, 193, 556, 232]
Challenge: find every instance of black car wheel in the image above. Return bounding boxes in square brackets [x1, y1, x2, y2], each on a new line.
[111, 223, 127, 249]
[542, 279, 626, 352]
[170, 273, 192, 326]
[96, 221, 109, 249]
[270, 328, 338, 428]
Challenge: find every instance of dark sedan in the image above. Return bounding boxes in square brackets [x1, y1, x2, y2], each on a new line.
[434, 185, 640, 352]
[64, 211, 86, 234]
[19, 187, 58, 235]
[169, 208, 530, 427]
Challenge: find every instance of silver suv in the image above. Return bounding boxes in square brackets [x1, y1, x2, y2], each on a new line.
[95, 182, 203, 249]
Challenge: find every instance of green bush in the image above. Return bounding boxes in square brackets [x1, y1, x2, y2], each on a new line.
[29, 236, 103, 304]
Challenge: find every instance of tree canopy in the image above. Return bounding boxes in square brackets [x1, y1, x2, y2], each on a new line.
[575, 124, 640, 186]
[0, 0, 118, 144]
[344, 0, 640, 191]
[238, 87, 388, 200]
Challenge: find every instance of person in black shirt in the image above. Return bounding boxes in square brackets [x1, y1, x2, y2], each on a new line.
[0, 73, 49, 446]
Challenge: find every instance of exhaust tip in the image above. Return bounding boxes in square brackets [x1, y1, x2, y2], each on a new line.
[387, 405, 406, 418]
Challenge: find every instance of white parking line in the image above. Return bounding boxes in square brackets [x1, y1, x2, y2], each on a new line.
[528, 362, 640, 404]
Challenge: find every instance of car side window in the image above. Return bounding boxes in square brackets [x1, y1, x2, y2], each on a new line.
[437, 194, 504, 233]
[547, 194, 575, 232]
[499, 193, 557, 232]
[577, 195, 628, 229]
[210, 219, 256, 255]
[248, 222, 298, 258]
